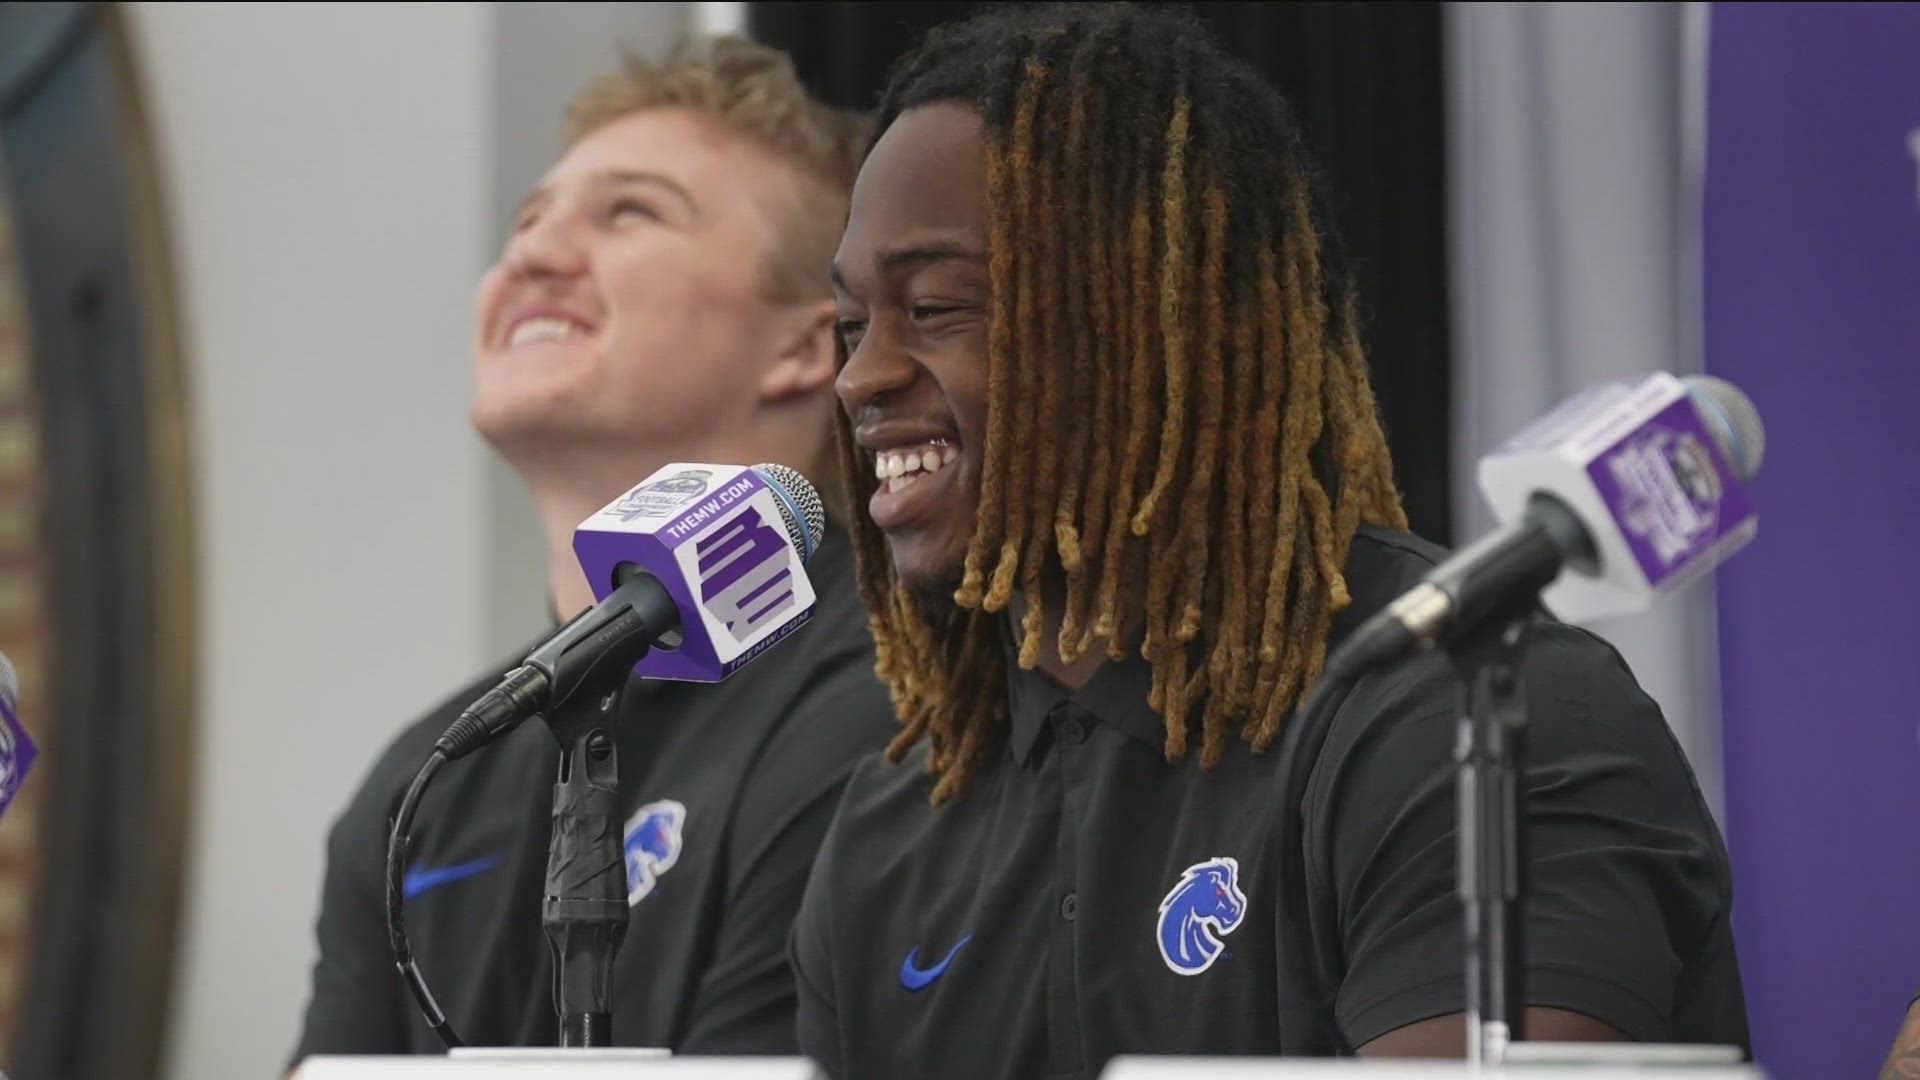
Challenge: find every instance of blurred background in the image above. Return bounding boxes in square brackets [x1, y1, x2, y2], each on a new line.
[0, 1, 1911, 1077]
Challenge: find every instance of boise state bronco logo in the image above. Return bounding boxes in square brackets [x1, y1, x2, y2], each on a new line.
[623, 799, 686, 906]
[1156, 856, 1247, 975]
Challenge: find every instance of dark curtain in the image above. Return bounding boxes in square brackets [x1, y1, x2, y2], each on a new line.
[749, 1, 1453, 544]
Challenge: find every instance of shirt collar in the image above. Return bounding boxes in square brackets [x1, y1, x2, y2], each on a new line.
[997, 526, 1419, 768]
[1001, 619, 1166, 767]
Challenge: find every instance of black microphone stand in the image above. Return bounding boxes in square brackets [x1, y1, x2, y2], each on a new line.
[520, 569, 679, 1047]
[1444, 599, 1535, 1068]
[517, 569, 678, 1046]
[386, 570, 682, 1050]
[542, 685, 629, 1047]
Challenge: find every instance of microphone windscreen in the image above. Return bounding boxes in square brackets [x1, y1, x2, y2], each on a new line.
[0, 651, 16, 714]
[750, 462, 826, 559]
[1683, 375, 1766, 481]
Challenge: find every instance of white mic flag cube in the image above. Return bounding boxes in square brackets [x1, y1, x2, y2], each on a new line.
[574, 463, 817, 682]
[1477, 372, 1757, 624]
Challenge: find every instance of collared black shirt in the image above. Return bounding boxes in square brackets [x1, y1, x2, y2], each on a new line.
[293, 531, 895, 1062]
[792, 527, 1747, 1080]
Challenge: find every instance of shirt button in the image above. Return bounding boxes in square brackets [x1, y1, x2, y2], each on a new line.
[1056, 712, 1088, 744]
[1060, 892, 1078, 921]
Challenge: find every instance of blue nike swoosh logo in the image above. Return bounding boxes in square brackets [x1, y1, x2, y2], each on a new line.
[899, 934, 972, 991]
[402, 856, 501, 900]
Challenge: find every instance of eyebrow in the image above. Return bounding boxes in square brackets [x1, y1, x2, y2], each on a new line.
[830, 242, 989, 291]
[513, 168, 701, 225]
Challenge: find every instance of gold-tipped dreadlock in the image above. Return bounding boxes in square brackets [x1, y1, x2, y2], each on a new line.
[841, 4, 1408, 803]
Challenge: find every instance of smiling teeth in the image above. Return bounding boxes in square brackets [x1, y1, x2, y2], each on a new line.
[508, 317, 584, 346]
[874, 442, 958, 490]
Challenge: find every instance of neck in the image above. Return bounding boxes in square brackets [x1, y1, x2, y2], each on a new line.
[507, 440, 678, 622]
[522, 447, 648, 618]
[1014, 592, 1123, 692]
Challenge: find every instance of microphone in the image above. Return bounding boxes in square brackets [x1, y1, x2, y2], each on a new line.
[1271, 375, 1765, 1055]
[1329, 373, 1764, 679]
[389, 466, 827, 1048]
[439, 462, 827, 760]
[0, 652, 33, 818]
[574, 461, 826, 681]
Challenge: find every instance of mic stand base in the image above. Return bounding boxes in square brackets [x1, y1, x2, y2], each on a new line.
[558, 1013, 612, 1048]
[543, 688, 630, 1048]
[1447, 604, 1533, 1069]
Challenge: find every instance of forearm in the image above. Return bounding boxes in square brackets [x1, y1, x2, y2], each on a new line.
[1360, 1007, 1628, 1057]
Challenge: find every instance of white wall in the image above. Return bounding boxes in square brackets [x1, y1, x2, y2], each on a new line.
[1446, 2, 1726, 812]
[128, 5, 694, 1075]
[127, 4, 494, 1075]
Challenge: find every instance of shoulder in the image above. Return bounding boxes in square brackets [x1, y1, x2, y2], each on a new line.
[324, 655, 528, 856]
[708, 530, 901, 856]
[790, 749, 936, 985]
[1315, 627, 1683, 817]
[721, 666, 897, 872]
[1315, 531, 1709, 825]
[1331, 525, 1662, 729]
[812, 744, 942, 867]
[1335, 615, 1670, 748]
[789, 746, 927, 978]
[731, 527, 879, 694]
[1337, 526, 1451, 629]
[724, 528, 894, 754]
[844, 742, 938, 815]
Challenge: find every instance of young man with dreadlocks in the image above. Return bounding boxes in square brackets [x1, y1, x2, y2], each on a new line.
[794, 5, 1747, 1077]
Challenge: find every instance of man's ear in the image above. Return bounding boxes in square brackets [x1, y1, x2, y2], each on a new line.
[758, 299, 839, 405]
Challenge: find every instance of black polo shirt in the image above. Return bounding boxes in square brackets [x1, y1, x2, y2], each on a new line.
[292, 530, 895, 1062]
[791, 527, 1747, 1079]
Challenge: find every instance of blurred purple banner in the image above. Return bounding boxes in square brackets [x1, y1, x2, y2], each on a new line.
[1705, 3, 1920, 1077]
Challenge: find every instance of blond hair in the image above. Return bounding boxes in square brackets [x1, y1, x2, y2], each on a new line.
[566, 36, 871, 303]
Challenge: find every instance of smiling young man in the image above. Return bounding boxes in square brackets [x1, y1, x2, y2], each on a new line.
[792, 6, 1748, 1078]
[291, 38, 896, 1060]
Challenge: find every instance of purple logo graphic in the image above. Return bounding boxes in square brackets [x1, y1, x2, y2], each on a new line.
[0, 700, 34, 819]
[696, 504, 795, 640]
[1156, 856, 1247, 975]
[606, 469, 714, 523]
[623, 799, 685, 906]
[1603, 424, 1724, 568]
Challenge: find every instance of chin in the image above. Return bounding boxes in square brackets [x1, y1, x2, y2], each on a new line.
[470, 394, 546, 446]
[470, 379, 591, 446]
[889, 546, 968, 622]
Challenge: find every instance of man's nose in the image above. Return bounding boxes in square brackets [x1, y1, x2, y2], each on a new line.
[500, 213, 588, 281]
[834, 322, 920, 413]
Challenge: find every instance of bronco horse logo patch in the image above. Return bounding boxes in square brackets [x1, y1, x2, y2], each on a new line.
[1156, 856, 1247, 975]
[624, 799, 686, 906]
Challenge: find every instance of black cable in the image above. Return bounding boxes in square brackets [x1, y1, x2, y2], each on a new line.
[386, 747, 463, 1050]
[383, 665, 555, 1051]
[441, 664, 549, 761]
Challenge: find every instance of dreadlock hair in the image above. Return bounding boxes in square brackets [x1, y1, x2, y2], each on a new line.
[840, 3, 1408, 803]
